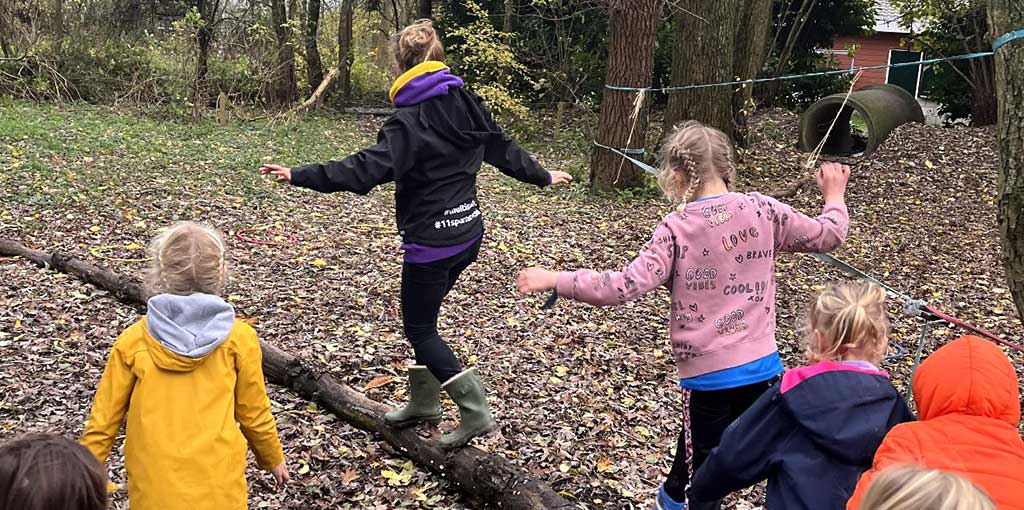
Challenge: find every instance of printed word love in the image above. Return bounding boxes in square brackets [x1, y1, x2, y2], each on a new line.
[722, 227, 760, 252]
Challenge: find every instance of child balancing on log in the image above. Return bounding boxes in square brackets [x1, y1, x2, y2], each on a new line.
[260, 20, 572, 449]
[517, 121, 851, 509]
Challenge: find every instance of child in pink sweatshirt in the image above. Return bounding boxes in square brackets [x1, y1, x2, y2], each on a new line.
[517, 120, 851, 510]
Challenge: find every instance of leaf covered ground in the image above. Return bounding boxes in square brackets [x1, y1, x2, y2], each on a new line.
[1, 101, 1021, 509]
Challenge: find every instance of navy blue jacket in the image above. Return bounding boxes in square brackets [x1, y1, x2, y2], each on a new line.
[689, 362, 915, 510]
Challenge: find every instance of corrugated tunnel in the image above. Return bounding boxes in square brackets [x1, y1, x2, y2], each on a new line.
[799, 84, 925, 157]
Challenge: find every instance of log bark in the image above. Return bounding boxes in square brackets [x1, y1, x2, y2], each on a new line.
[987, 0, 1024, 327]
[664, 0, 737, 137]
[0, 239, 573, 510]
[589, 0, 661, 192]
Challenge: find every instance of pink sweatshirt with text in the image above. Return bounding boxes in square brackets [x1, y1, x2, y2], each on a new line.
[555, 192, 849, 379]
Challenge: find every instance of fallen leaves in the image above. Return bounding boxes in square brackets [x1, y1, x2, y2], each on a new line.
[363, 375, 394, 391]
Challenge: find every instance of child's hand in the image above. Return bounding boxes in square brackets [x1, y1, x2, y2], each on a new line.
[260, 164, 292, 183]
[549, 171, 573, 186]
[816, 162, 850, 203]
[270, 461, 290, 488]
[517, 267, 558, 293]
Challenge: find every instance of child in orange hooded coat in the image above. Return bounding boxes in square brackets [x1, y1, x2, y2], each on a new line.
[848, 335, 1024, 510]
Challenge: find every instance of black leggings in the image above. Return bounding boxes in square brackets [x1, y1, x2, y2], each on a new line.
[400, 240, 481, 384]
[663, 378, 777, 505]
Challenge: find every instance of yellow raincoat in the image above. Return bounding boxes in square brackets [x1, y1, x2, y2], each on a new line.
[81, 318, 284, 510]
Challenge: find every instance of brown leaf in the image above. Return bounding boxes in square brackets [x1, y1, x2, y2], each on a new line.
[363, 375, 394, 391]
[341, 469, 360, 483]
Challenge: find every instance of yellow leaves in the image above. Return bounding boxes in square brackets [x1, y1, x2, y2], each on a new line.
[498, 242, 510, 252]
[596, 457, 613, 473]
[634, 425, 651, 437]
[13, 320, 21, 329]
[467, 354, 478, 364]
[227, 295, 242, 302]
[558, 463, 570, 473]
[549, 376, 562, 384]
[381, 461, 414, 486]
[311, 258, 327, 267]
[555, 365, 569, 377]
[296, 461, 311, 475]
[88, 225, 101, 233]
[363, 375, 394, 391]
[464, 328, 473, 337]
[925, 160, 935, 169]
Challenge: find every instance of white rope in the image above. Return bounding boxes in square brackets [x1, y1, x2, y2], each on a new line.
[804, 71, 863, 170]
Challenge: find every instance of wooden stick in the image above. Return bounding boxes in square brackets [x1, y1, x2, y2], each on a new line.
[0, 239, 573, 510]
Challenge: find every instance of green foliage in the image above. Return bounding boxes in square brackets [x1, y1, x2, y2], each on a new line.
[447, 0, 542, 136]
[890, 0, 990, 125]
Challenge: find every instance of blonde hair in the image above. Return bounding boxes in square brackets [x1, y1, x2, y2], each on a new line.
[145, 222, 227, 296]
[805, 280, 890, 365]
[861, 465, 995, 510]
[657, 120, 737, 212]
[390, 19, 446, 74]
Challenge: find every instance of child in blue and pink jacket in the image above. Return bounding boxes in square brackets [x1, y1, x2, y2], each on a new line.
[688, 281, 914, 510]
[517, 120, 852, 509]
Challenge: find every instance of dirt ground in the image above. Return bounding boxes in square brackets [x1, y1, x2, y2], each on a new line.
[1, 102, 1020, 509]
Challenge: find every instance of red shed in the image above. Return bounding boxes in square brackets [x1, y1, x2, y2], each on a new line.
[829, 0, 924, 96]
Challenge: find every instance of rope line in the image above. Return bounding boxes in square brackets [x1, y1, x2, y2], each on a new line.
[993, 28, 1024, 52]
[606, 51, 997, 94]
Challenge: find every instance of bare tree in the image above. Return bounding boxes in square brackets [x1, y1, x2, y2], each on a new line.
[590, 0, 662, 191]
[732, 0, 773, 144]
[987, 0, 1024, 324]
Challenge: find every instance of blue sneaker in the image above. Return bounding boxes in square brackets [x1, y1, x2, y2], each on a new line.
[654, 485, 686, 510]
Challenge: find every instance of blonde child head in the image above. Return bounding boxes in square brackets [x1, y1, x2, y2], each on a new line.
[146, 222, 227, 297]
[860, 465, 994, 510]
[805, 280, 889, 366]
[390, 19, 446, 74]
[657, 120, 737, 211]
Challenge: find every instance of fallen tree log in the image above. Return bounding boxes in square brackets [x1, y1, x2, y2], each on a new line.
[0, 239, 574, 510]
[285, 67, 341, 116]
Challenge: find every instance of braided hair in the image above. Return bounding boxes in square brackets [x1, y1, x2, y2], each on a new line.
[657, 120, 737, 212]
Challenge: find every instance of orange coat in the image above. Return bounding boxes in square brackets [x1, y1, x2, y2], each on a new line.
[848, 336, 1024, 510]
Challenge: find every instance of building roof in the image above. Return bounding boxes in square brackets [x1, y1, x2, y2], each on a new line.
[874, 0, 911, 33]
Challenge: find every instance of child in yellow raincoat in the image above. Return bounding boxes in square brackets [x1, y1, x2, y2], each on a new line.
[81, 222, 288, 510]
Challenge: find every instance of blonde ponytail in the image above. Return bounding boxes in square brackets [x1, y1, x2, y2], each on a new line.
[805, 280, 890, 365]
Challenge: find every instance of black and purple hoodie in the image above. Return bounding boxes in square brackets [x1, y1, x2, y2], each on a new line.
[290, 61, 550, 262]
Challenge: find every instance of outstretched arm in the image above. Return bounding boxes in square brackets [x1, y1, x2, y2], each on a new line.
[475, 96, 571, 187]
[81, 342, 135, 465]
[762, 163, 851, 253]
[260, 115, 413, 195]
[518, 221, 676, 306]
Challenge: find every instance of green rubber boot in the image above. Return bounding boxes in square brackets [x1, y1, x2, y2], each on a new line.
[438, 367, 496, 450]
[384, 365, 442, 428]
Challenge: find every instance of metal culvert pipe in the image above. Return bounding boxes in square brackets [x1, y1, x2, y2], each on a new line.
[798, 84, 925, 156]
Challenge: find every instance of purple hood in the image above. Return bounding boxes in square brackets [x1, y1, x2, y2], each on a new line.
[392, 67, 465, 107]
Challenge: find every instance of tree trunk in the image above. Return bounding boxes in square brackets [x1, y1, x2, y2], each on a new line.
[663, 0, 737, 138]
[732, 0, 773, 145]
[418, 0, 431, 19]
[192, 0, 213, 118]
[304, 0, 324, 96]
[589, 0, 661, 192]
[337, 0, 354, 103]
[52, 0, 65, 43]
[0, 239, 575, 510]
[269, 0, 299, 105]
[502, 0, 516, 45]
[987, 0, 1024, 326]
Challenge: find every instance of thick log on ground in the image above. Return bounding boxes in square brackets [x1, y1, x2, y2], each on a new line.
[0, 239, 574, 510]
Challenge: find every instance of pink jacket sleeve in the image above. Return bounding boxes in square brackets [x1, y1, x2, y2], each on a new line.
[555, 221, 675, 306]
[757, 193, 849, 253]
